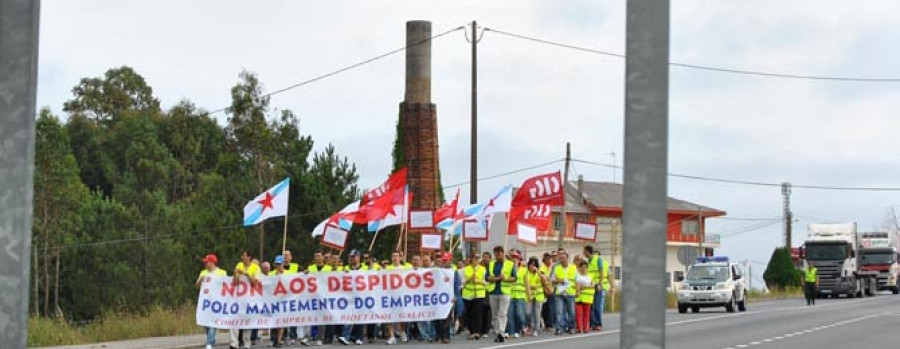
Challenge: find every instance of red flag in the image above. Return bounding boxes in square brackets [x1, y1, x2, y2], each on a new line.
[356, 185, 407, 224]
[362, 168, 407, 205]
[433, 189, 460, 225]
[511, 171, 564, 207]
[508, 204, 553, 234]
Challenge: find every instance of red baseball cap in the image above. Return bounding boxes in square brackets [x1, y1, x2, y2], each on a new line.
[510, 250, 522, 259]
[441, 252, 453, 261]
[203, 254, 218, 264]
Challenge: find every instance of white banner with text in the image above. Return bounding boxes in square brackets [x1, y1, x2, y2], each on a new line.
[197, 269, 455, 329]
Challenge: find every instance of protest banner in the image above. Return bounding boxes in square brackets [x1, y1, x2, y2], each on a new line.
[574, 222, 597, 241]
[516, 223, 538, 246]
[197, 269, 455, 329]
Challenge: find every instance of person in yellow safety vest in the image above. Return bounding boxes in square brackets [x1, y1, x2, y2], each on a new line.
[385, 251, 410, 344]
[463, 253, 487, 340]
[584, 245, 611, 331]
[524, 257, 549, 337]
[307, 251, 327, 273]
[507, 250, 528, 338]
[804, 260, 819, 306]
[270, 255, 296, 348]
[487, 246, 517, 343]
[540, 252, 556, 332]
[359, 251, 380, 344]
[198, 254, 226, 349]
[362, 251, 382, 271]
[283, 250, 300, 274]
[231, 251, 260, 349]
[551, 251, 577, 335]
[574, 261, 595, 334]
[341, 250, 365, 345]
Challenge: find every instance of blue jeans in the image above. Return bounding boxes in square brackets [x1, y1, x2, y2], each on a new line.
[590, 289, 605, 327]
[206, 327, 217, 346]
[554, 295, 575, 332]
[506, 299, 526, 335]
[545, 294, 556, 329]
[342, 324, 363, 341]
[417, 321, 434, 340]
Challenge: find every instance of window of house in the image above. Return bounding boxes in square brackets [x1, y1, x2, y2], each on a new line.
[666, 272, 672, 287]
[553, 214, 563, 230]
[682, 219, 699, 236]
[674, 271, 685, 282]
[614, 266, 621, 280]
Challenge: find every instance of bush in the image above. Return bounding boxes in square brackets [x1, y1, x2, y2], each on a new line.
[763, 247, 801, 290]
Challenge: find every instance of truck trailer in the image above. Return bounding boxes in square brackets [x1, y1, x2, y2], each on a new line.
[803, 222, 878, 298]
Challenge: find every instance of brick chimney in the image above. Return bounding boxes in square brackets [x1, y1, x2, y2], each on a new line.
[399, 20, 441, 256]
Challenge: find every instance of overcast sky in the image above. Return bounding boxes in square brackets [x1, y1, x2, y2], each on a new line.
[37, 1, 900, 279]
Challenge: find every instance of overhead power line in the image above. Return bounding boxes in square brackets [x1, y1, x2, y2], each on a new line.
[208, 25, 466, 115]
[720, 219, 784, 238]
[442, 159, 564, 189]
[484, 28, 900, 83]
[571, 158, 900, 192]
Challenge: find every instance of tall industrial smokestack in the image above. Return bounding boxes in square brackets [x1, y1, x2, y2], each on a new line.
[405, 20, 431, 104]
[397, 20, 441, 256]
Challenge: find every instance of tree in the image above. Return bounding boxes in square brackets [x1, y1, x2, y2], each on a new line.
[32, 108, 89, 317]
[763, 247, 801, 291]
[63, 66, 160, 126]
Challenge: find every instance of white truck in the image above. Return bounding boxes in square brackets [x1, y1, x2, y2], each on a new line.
[858, 231, 900, 294]
[677, 256, 747, 313]
[803, 222, 878, 298]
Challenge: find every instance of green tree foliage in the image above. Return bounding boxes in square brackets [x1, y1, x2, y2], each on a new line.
[763, 247, 801, 291]
[33, 67, 361, 321]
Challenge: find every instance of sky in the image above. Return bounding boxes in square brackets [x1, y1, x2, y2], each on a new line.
[37, 1, 900, 283]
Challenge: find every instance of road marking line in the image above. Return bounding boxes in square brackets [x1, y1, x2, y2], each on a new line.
[720, 312, 890, 349]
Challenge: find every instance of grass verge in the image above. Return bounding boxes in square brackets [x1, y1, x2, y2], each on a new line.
[28, 304, 200, 347]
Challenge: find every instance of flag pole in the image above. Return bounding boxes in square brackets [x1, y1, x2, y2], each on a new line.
[369, 228, 382, 252]
[282, 215, 289, 256]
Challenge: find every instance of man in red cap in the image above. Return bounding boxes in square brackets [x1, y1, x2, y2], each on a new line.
[432, 252, 457, 344]
[197, 254, 227, 349]
[507, 250, 528, 338]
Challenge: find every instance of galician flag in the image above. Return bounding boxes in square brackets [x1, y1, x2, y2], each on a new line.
[243, 177, 290, 226]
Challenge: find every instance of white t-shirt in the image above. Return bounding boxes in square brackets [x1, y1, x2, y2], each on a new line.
[576, 274, 592, 288]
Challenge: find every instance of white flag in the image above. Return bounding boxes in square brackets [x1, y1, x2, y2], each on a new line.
[243, 178, 290, 226]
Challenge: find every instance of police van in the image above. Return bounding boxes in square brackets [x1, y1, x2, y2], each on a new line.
[676, 256, 747, 313]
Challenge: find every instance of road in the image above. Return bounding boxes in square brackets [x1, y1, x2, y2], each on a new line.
[56, 294, 895, 349]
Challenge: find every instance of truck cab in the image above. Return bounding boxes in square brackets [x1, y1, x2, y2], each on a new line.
[804, 222, 877, 298]
[858, 246, 900, 294]
[677, 256, 747, 313]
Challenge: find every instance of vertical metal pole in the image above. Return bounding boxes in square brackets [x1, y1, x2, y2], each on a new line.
[0, 0, 41, 347]
[621, 0, 669, 348]
[468, 20, 479, 257]
[557, 142, 571, 249]
[782, 182, 792, 250]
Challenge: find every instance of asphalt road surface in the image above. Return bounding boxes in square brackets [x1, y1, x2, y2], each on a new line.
[210, 294, 900, 349]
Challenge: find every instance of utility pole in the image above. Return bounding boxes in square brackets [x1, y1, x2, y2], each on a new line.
[782, 182, 792, 249]
[621, 0, 670, 347]
[0, 0, 41, 347]
[468, 20, 479, 257]
[557, 142, 571, 249]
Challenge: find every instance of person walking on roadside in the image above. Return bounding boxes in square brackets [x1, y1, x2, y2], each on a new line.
[197, 254, 227, 349]
[506, 250, 527, 339]
[480, 251, 492, 338]
[551, 252, 577, 335]
[463, 253, 487, 340]
[525, 257, 549, 337]
[584, 246, 611, 331]
[230, 251, 261, 349]
[341, 250, 366, 345]
[541, 252, 556, 332]
[804, 260, 818, 306]
[411, 255, 435, 342]
[270, 255, 294, 348]
[303, 251, 327, 346]
[385, 251, 411, 345]
[487, 246, 516, 343]
[574, 261, 595, 334]
[433, 253, 458, 344]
